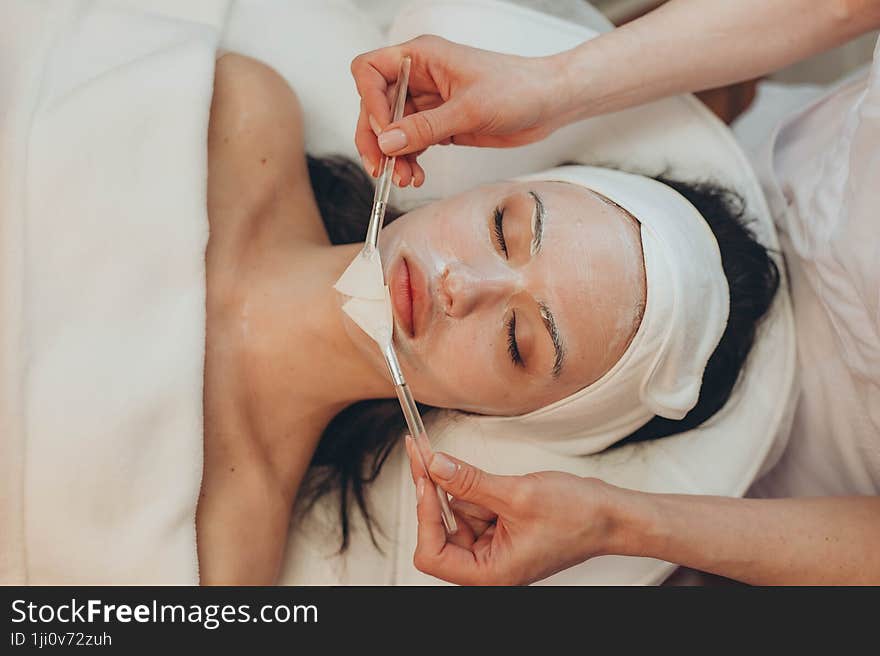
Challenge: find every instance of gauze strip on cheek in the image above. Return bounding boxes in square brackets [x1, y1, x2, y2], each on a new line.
[477, 166, 731, 456]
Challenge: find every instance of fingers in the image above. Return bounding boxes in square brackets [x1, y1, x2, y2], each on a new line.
[410, 157, 425, 187]
[378, 102, 464, 157]
[361, 112, 425, 186]
[450, 498, 497, 524]
[406, 436, 476, 547]
[391, 155, 425, 187]
[351, 47, 402, 128]
[351, 47, 401, 175]
[428, 452, 515, 511]
[404, 435, 424, 484]
[355, 100, 380, 177]
[392, 158, 412, 187]
[450, 499, 495, 538]
[414, 468, 484, 585]
[406, 438, 508, 584]
[376, 97, 425, 186]
[353, 45, 440, 181]
[414, 471, 450, 555]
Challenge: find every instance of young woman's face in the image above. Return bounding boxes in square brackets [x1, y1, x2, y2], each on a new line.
[351, 180, 647, 415]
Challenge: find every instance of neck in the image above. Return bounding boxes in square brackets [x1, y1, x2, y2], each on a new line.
[286, 242, 397, 408]
[214, 236, 396, 439]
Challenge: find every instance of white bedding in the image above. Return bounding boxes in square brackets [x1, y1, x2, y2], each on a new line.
[0, 0, 229, 584]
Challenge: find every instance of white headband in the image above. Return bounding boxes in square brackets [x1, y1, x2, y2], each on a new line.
[476, 166, 730, 455]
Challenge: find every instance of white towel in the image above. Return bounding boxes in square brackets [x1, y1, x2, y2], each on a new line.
[0, 0, 229, 584]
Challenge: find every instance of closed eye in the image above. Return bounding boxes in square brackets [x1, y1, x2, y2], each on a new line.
[506, 311, 523, 367]
[493, 206, 508, 258]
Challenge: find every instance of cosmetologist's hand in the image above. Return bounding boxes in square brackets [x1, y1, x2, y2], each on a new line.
[403, 436, 618, 585]
[352, 36, 564, 187]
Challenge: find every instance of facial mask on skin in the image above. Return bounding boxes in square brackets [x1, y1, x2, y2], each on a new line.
[477, 165, 730, 456]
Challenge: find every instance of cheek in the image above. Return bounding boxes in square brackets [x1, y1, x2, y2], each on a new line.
[411, 318, 523, 413]
[407, 320, 483, 397]
[383, 201, 486, 260]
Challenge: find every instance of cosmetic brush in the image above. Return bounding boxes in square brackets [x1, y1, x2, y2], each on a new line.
[334, 57, 458, 534]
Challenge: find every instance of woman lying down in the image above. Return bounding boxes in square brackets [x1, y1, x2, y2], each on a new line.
[197, 53, 778, 584]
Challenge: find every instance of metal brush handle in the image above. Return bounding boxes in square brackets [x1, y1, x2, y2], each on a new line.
[364, 57, 457, 535]
[382, 346, 458, 534]
[365, 56, 411, 252]
[396, 383, 459, 535]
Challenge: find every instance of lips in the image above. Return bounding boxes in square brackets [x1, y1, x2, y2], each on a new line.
[389, 255, 429, 339]
[390, 256, 415, 337]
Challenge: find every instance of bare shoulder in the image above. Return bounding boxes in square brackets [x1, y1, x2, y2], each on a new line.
[208, 53, 307, 207]
[212, 53, 304, 143]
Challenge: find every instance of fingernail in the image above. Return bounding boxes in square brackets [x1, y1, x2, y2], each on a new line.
[393, 172, 401, 186]
[430, 453, 458, 481]
[361, 155, 375, 177]
[378, 128, 407, 153]
[368, 114, 382, 136]
[416, 478, 425, 500]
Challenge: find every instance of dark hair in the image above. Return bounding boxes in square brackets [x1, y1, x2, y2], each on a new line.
[303, 155, 779, 549]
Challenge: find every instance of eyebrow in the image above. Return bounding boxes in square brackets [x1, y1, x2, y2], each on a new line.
[589, 188, 642, 226]
[538, 301, 566, 379]
[528, 191, 545, 256]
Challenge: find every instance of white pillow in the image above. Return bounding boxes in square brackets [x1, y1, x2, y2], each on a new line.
[221, 0, 385, 158]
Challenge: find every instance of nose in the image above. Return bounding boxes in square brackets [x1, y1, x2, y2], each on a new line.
[438, 261, 520, 318]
